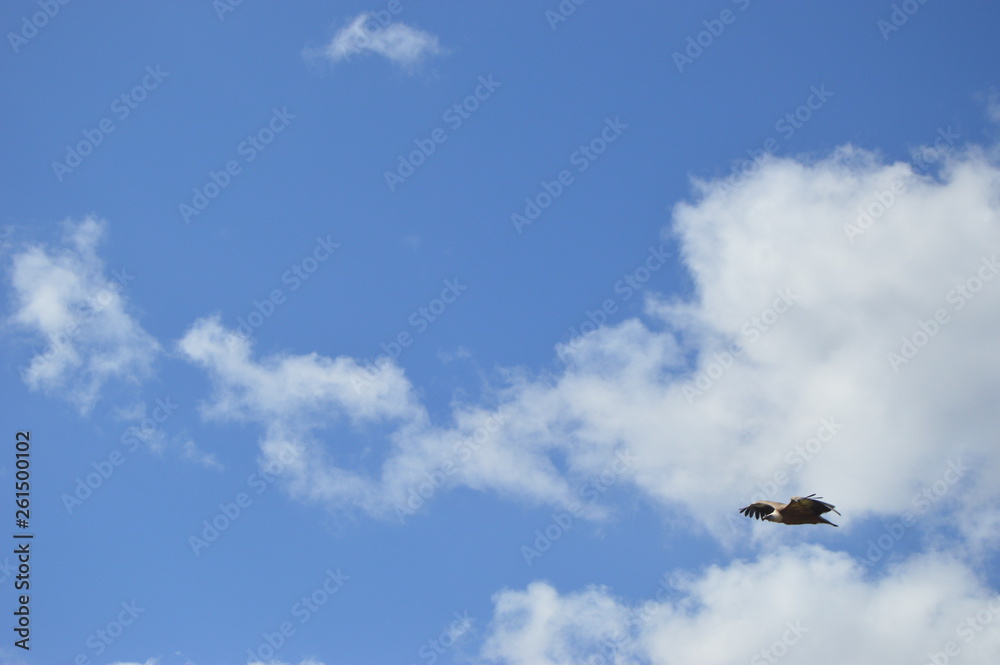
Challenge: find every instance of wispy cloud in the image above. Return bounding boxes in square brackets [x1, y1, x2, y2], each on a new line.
[176, 315, 581, 519]
[6, 217, 160, 414]
[180, 438, 223, 470]
[310, 13, 445, 70]
[177, 315, 426, 512]
[986, 88, 1000, 124]
[115, 398, 221, 469]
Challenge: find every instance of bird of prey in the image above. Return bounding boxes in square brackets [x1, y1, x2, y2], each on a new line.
[739, 494, 840, 526]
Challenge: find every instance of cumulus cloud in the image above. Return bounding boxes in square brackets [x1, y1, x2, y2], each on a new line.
[566, 144, 1000, 542]
[464, 142, 1000, 545]
[5, 217, 160, 414]
[479, 547, 1000, 665]
[310, 12, 445, 69]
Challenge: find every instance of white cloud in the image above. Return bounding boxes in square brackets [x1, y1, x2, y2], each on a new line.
[180, 438, 223, 469]
[311, 12, 444, 69]
[6, 217, 160, 414]
[176, 140, 1000, 556]
[177, 315, 588, 519]
[479, 547, 1000, 665]
[178, 315, 424, 426]
[446, 142, 1000, 546]
[178, 315, 426, 512]
[618, 145, 1000, 541]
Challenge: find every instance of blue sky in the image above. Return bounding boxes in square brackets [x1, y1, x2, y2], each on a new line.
[2, 1, 1000, 664]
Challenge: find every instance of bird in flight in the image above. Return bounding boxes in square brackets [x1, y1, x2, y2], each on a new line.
[739, 494, 841, 526]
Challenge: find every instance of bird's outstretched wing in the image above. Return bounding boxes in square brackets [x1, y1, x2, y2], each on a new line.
[739, 501, 779, 521]
[788, 494, 840, 517]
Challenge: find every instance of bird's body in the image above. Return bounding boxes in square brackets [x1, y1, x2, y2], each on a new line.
[739, 494, 840, 526]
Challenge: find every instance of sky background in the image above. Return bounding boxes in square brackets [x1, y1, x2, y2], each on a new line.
[2, 1, 1000, 665]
